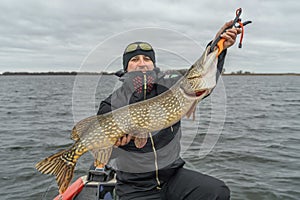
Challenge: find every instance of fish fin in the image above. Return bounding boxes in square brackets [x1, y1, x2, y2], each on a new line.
[134, 133, 148, 149]
[186, 100, 198, 121]
[35, 149, 76, 194]
[71, 115, 102, 140]
[91, 147, 113, 167]
[71, 128, 80, 141]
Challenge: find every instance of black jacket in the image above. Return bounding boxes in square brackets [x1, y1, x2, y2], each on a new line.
[97, 49, 227, 197]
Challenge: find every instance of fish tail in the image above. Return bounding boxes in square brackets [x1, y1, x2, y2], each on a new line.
[35, 148, 77, 194]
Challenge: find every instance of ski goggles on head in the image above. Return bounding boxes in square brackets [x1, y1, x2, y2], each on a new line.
[124, 42, 153, 54]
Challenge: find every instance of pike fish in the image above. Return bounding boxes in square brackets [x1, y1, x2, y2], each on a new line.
[36, 46, 219, 194]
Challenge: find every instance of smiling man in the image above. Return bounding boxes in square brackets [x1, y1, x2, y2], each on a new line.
[95, 21, 240, 200]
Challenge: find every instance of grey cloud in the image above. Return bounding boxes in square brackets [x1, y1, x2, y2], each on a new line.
[0, 0, 299, 73]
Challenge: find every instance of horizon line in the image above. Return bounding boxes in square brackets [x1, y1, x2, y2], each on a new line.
[1, 71, 300, 76]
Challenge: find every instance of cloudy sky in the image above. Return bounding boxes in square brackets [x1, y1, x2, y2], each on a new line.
[0, 0, 299, 73]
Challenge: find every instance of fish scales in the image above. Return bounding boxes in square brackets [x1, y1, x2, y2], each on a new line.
[36, 47, 219, 193]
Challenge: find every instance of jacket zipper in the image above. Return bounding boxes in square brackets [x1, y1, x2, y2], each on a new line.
[149, 132, 161, 189]
[143, 74, 161, 189]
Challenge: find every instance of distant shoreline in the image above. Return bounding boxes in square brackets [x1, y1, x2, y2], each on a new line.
[1, 71, 299, 76]
[0, 72, 114, 76]
[222, 73, 300, 76]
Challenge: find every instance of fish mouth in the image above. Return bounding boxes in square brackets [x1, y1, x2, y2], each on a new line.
[184, 89, 207, 97]
[180, 85, 207, 98]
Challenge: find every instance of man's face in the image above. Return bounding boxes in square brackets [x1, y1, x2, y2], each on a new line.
[127, 55, 154, 72]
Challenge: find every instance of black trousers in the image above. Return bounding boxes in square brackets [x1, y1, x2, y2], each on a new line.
[119, 168, 230, 200]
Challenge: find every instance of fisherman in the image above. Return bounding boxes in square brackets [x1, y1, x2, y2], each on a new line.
[95, 21, 241, 200]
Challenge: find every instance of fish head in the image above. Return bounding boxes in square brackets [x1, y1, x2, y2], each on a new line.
[180, 47, 218, 99]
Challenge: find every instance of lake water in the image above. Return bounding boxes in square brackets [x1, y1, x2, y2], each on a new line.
[0, 75, 299, 200]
